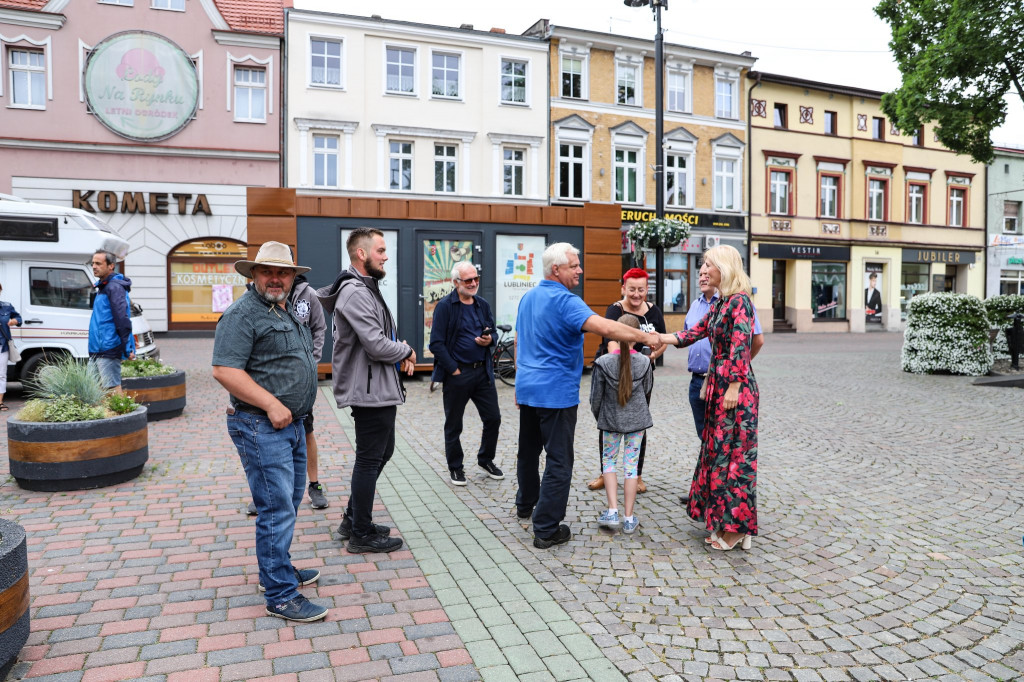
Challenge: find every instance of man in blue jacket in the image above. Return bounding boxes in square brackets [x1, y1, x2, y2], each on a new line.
[89, 250, 135, 391]
[429, 261, 503, 486]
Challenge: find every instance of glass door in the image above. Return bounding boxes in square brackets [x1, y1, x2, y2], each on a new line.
[417, 233, 480, 360]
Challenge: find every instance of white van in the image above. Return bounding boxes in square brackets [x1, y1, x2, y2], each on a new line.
[1, 195, 158, 384]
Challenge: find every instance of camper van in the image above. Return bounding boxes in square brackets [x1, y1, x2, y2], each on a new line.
[1, 195, 158, 384]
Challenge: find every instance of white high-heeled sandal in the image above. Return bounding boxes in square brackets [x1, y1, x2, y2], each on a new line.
[710, 533, 751, 551]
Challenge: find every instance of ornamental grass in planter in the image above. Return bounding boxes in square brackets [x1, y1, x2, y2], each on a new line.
[6, 357, 148, 491]
[0, 519, 28, 682]
[121, 358, 186, 421]
[902, 292, 993, 376]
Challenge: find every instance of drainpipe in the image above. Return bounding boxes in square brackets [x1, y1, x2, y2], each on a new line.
[280, 9, 288, 189]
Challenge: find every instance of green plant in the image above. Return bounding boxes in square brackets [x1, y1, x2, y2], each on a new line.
[16, 400, 48, 422]
[27, 356, 106, 406]
[40, 395, 108, 422]
[627, 217, 691, 255]
[121, 358, 176, 378]
[984, 294, 1024, 359]
[902, 292, 993, 375]
[104, 392, 139, 415]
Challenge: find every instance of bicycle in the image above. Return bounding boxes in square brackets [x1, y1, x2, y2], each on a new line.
[491, 324, 516, 387]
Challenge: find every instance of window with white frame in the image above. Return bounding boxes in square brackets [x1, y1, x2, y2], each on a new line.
[769, 170, 792, 215]
[948, 186, 966, 226]
[389, 141, 412, 191]
[614, 148, 639, 203]
[558, 143, 585, 200]
[1005, 201, 1021, 233]
[616, 61, 640, 106]
[500, 58, 527, 104]
[313, 135, 338, 188]
[431, 52, 460, 98]
[867, 178, 888, 221]
[434, 144, 457, 193]
[667, 69, 689, 112]
[234, 67, 266, 122]
[151, 0, 184, 10]
[666, 153, 690, 207]
[9, 49, 46, 108]
[908, 183, 926, 224]
[385, 46, 415, 94]
[560, 55, 583, 99]
[503, 148, 525, 196]
[820, 174, 839, 219]
[715, 158, 738, 210]
[99, 0, 133, 5]
[310, 38, 342, 87]
[715, 72, 738, 119]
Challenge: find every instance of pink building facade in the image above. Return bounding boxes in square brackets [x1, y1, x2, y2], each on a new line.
[0, 0, 283, 331]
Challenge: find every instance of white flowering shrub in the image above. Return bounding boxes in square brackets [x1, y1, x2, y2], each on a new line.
[983, 294, 1024, 360]
[627, 218, 691, 251]
[902, 292, 993, 375]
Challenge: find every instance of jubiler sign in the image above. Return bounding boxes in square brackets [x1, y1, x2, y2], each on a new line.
[84, 31, 199, 142]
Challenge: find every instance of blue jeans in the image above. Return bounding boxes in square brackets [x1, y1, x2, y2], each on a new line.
[227, 412, 307, 605]
[688, 374, 706, 438]
[90, 356, 122, 389]
[515, 405, 577, 538]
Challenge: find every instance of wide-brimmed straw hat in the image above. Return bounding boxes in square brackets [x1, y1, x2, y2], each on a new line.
[235, 241, 311, 278]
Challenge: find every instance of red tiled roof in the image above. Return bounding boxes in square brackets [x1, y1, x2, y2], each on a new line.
[213, 0, 284, 35]
[0, 0, 49, 10]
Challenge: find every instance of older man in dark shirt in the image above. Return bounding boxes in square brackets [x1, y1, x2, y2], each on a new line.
[212, 241, 324, 623]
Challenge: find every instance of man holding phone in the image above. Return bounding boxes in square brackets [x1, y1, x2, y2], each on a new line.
[428, 261, 504, 486]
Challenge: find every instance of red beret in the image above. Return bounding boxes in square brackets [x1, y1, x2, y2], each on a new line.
[622, 267, 649, 282]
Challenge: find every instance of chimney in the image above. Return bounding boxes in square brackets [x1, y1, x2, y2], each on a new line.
[490, 27, 506, 34]
[459, 23, 474, 30]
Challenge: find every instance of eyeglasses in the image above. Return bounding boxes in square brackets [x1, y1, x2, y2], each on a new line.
[458, 276, 480, 284]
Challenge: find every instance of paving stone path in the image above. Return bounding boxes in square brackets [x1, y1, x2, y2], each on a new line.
[0, 332, 1021, 681]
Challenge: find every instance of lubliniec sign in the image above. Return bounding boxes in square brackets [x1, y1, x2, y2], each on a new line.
[84, 31, 199, 142]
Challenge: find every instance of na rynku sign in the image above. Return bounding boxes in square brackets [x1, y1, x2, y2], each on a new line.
[85, 31, 199, 142]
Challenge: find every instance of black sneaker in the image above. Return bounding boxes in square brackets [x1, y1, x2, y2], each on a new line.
[266, 595, 328, 622]
[337, 514, 390, 541]
[450, 469, 467, 486]
[347, 533, 404, 554]
[479, 461, 504, 480]
[533, 524, 571, 549]
[516, 505, 533, 519]
[258, 566, 320, 592]
[308, 482, 329, 509]
[246, 502, 257, 516]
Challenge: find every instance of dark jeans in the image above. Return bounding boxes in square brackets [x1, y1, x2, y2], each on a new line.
[227, 412, 307, 605]
[688, 373, 706, 438]
[515, 405, 577, 538]
[347, 405, 396, 539]
[442, 365, 501, 471]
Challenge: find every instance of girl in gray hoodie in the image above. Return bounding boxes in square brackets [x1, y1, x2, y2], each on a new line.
[589, 315, 654, 534]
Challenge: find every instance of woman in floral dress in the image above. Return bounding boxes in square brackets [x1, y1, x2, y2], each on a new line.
[661, 245, 759, 551]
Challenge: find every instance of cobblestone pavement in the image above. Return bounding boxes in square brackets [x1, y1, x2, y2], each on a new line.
[1, 332, 1022, 681]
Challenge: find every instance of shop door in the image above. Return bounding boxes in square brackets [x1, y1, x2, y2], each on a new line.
[416, 233, 480, 361]
[772, 260, 787, 320]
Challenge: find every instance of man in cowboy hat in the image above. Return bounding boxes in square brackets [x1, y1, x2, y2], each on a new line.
[212, 241, 326, 623]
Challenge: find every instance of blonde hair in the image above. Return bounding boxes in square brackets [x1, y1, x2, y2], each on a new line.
[703, 244, 751, 297]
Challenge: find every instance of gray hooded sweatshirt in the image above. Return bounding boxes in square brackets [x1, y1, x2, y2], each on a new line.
[590, 352, 654, 434]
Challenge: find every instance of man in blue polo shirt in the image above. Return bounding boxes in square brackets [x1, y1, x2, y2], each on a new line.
[515, 242, 663, 549]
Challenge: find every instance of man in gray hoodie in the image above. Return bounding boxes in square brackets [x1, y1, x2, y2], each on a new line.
[317, 228, 415, 554]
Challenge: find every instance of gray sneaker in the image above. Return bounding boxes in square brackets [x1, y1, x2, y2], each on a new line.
[597, 510, 621, 529]
[622, 516, 640, 534]
[246, 502, 257, 516]
[308, 482, 328, 509]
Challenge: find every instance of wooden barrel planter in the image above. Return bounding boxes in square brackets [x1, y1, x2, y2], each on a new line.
[123, 369, 186, 421]
[0, 519, 28, 682]
[6, 406, 149, 491]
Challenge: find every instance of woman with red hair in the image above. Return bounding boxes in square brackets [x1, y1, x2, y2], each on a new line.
[588, 267, 666, 494]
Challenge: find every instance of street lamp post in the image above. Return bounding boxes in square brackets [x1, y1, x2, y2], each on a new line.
[624, 0, 667, 309]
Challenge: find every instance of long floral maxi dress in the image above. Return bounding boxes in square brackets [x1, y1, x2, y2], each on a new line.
[674, 292, 759, 536]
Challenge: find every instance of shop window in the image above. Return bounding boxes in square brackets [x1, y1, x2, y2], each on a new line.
[1000, 270, 1023, 296]
[1005, 200, 1021, 233]
[168, 240, 247, 327]
[811, 262, 846, 319]
[900, 263, 929, 319]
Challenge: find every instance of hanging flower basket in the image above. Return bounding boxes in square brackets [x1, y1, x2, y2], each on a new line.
[627, 218, 691, 253]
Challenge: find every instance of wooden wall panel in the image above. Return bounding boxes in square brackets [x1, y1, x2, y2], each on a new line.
[464, 203, 490, 222]
[319, 197, 348, 216]
[247, 188, 294, 217]
[566, 207, 585, 226]
[247, 216, 296, 245]
[585, 280, 621, 305]
[436, 202, 465, 221]
[586, 228, 622, 253]
[541, 206, 567, 225]
[490, 205, 517, 224]
[295, 196, 320, 215]
[517, 206, 542, 224]
[583, 202, 622, 228]
[350, 198, 379, 217]
[585, 254, 622, 280]
[408, 201, 435, 219]
[379, 199, 408, 219]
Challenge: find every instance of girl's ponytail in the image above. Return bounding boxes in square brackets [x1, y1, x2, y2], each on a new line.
[616, 315, 640, 406]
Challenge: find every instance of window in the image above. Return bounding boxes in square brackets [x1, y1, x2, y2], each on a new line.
[310, 39, 342, 87]
[824, 111, 837, 136]
[313, 135, 338, 188]
[614, 148, 639, 203]
[901, 263, 929, 318]
[1004, 201, 1021, 233]
[234, 67, 266, 122]
[872, 117, 885, 140]
[666, 153, 690, 207]
[29, 267, 93, 309]
[99, 0, 133, 5]
[948, 187, 966, 226]
[907, 183, 926, 224]
[867, 178, 888, 220]
[503, 148, 525, 196]
[151, 0, 184, 9]
[714, 158, 738, 210]
[558, 143, 585, 200]
[389, 141, 412, 191]
[616, 61, 639, 106]
[500, 58, 527, 104]
[9, 49, 45, 108]
[773, 103, 788, 129]
[667, 69, 689, 112]
[386, 47, 415, 94]
[819, 174, 839, 218]
[434, 144, 456, 193]
[1000, 270, 1024, 295]
[715, 76, 737, 118]
[769, 170, 792, 215]
[811, 262, 847, 319]
[911, 125, 924, 147]
[561, 56, 583, 98]
[431, 52, 460, 98]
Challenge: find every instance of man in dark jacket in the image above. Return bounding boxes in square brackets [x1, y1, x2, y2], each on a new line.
[89, 250, 135, 391]
[429, 261, 503, 487]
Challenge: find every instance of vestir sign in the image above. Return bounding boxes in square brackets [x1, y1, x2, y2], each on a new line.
[84, 31, 199, 142]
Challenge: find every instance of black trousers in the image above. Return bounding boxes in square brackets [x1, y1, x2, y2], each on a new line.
[346, 405, 396, 539]
[441, 365, 501, 471]
[516, 405, 577, 538]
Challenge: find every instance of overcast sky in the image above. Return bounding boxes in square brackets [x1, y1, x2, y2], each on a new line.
[312, 0, 1021, 149]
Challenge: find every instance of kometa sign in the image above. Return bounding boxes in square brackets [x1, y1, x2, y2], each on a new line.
[85, 31, 199, 142]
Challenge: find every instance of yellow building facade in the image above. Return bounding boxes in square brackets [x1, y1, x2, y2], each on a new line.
[748, 73, 986, 333]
